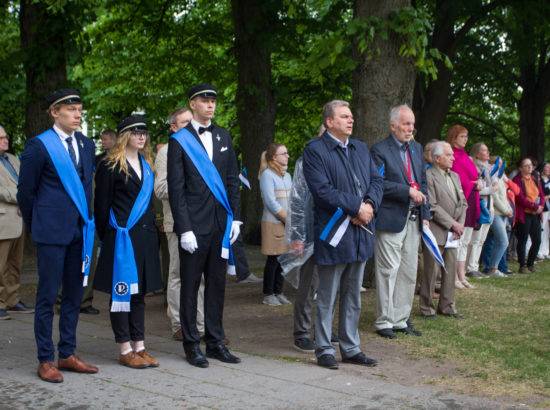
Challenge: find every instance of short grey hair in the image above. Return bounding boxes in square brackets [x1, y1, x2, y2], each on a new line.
[0, 125, 5, 134]
[389, 104, 412, 125]
[167, 107, 191, 125]
[322, 100, 349, 128]
[431, 141, 452, 160]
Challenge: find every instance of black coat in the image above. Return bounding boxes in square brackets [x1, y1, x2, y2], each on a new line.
[93, 158, 162, 295]
[167, 123, 240, 236]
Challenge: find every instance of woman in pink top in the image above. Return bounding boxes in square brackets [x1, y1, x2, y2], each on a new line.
[446, 125, 482, 289]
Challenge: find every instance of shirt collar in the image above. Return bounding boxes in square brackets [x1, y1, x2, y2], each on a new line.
[391, 134, 408, 149]
[190, 118, 211, 135]
[326, 131, 349, 148]
[53, 124, 75, 140]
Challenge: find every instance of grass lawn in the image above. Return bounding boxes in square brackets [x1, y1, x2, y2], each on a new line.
[360, 259, 550, 404]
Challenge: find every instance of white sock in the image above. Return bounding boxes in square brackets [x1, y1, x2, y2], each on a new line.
[121, 348, 133, 356]
[135, 346, 145, 353]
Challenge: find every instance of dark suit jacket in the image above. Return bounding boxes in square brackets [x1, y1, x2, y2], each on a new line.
[17, 130, 94, 245]
[167, 123, 240, 236]
[426, 166, 467, 246]
[302, 131, 384, 265]
[93, 158, 162, 294]
[370, 135, 430, 233]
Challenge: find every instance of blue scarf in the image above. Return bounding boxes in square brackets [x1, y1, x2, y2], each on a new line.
[109, 154, 154, 312]
[170, 128, 235, 271]
[36, 129, 95, 286]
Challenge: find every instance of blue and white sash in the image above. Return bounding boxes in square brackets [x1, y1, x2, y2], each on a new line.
[36, 130, 95, 286]
[109, 155, 153, 312]
[170, 128, 235, 272]
[320, 207, 351, 247]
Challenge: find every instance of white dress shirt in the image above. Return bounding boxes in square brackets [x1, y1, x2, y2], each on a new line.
[53, 124, 80, 164]
[190, 118, 213, 161]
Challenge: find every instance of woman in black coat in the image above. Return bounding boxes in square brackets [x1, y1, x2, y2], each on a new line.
[94, 116, 162, 369]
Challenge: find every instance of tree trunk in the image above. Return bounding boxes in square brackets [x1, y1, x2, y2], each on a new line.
[20, 0, 68, 140]
[352, 0, 416, 147]
[517, 63, 550, 163]
[231, 0, 277, 244]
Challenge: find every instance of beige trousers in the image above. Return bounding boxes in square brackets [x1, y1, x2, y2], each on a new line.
[374, 216, 420, 330]
[0, 234, 24, 310]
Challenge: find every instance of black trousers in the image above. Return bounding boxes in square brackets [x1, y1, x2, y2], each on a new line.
[263, 255, 284, 295]
[516, 213, 542, 267]
[178, 230, 226, 349]
[109, 293, 146, 343]
[232, 234, 251, 281]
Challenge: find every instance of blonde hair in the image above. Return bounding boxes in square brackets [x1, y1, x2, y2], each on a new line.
[258, 143, 284, 180]
[106, 130, 154, 178]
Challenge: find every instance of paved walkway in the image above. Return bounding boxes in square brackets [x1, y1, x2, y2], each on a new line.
[1, 245, 518, 409]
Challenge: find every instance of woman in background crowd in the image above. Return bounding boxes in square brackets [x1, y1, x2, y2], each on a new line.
[467, 143, 499, 278]
[446, 125, 481, 289]
[259, 143, 292, 306]
[94, 116, 162, 368]
[537, 161, 550, 259]
[512, 157, 544, 273]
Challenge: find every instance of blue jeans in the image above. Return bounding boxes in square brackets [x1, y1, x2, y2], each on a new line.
[481, 229, 510, 272]
[489, 215, 509, 269]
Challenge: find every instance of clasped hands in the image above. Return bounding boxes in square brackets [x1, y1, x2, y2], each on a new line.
[180, 221, 243, 254]
[350, 202, 374, 226]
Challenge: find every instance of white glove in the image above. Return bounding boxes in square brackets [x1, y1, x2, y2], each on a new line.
[180, 231, 198, 254]
[229, 221, 243, 245]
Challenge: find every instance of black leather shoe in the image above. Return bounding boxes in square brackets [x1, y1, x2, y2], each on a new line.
[406, 319, 414, 328]
[342, 352, 377, 367]
[376, 328, 396, 339]
[394, 326, 422, 336]
[317, 354, 339, 369]
[206, 344, 241, 364]
[450, 313, 465, 319]
[423, 314, 437, 320]
[185, 345, 209, 368]
[80, 306, 100, 315]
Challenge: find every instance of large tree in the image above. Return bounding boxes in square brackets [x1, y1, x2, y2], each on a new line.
[231, 0, 278, 243]
[352, 0, 416, 145]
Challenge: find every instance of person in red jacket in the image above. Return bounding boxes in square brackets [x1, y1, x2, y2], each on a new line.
[512, 157, 545, 273]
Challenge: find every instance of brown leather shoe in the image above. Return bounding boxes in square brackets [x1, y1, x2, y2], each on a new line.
[38, 361, 63, 383]
[58, 355, 98, 374]
[119, 351, 149, 369]
[137, 349, 159, 367]
[172, 328, 183, 341]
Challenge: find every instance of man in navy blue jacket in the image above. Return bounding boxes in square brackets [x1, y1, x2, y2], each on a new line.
[303, 100, 383, 369]
[17, 89, 98, 383]
[370, 104, 430, 339]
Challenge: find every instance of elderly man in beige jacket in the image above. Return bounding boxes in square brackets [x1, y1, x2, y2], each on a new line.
[0, 126, 34, 319]
[420, 141, 467, 319]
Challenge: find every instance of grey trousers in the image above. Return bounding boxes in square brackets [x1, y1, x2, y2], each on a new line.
[374, 216, 420, 330]
[315, 261, 365, 359]
[293, 256, 318, 340]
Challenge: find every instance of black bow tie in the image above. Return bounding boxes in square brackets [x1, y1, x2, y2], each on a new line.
[198, 125, 214, 134]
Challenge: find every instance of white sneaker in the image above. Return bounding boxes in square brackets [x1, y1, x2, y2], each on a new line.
[263, 294, 282, 306]
[275, 293, 292, 305]
[489, 270, 507, 278]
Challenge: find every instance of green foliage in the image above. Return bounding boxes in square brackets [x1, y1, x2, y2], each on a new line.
[0, 3, 26, 152]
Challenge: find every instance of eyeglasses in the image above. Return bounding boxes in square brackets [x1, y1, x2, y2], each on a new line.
[275, 152, 289, 156]
[131, 131, 148, 139]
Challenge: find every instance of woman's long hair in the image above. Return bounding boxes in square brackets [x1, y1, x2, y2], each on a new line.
[105, 130, 154, 178]
[258, 143, 284, 180]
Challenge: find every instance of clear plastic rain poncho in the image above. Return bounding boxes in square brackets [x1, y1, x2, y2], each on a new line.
[278, 157, 315, 288]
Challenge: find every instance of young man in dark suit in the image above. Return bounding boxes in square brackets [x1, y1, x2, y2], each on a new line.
[167, 84, 241, 368]
[17, 89, 98, 383]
